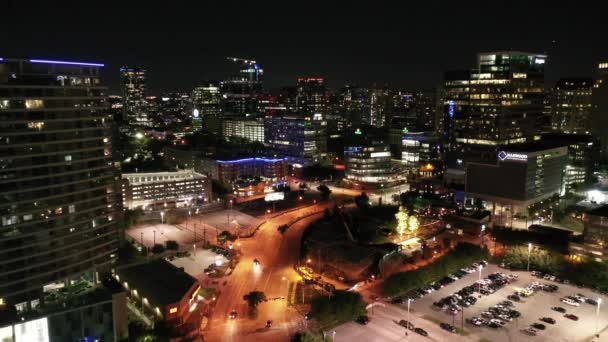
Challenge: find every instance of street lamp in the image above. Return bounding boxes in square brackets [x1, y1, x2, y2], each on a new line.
[527, 242, 532, 272]
[160, 211, 164, 225]
[406, 298, 412, 337]
[596, 298, 603, 338]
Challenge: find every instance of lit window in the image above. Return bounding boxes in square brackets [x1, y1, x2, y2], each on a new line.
[25, 99, 44, 109]
[169, 307, 178, 314]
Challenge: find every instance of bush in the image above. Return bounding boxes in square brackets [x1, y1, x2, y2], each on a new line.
[292, 331, 332, 342]
[165, 240, 179, 250]
[310, 290, 366, 327]
[151, 244, 165, 254]
[278, 224, 289, 234]
[382, 243, 489, 296]
[218, 230, 237, 242]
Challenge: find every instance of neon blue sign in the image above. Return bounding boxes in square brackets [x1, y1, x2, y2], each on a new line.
[448, 101, 455, 118]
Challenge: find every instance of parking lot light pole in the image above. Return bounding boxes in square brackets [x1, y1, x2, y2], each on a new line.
[597, 298, 602, 338]
[407, 298, 412, 337]
[527, 243, 532, 271]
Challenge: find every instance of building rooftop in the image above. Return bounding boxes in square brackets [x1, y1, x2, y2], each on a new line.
[116, 259, 197, 306]
[587, 205, 608, 218]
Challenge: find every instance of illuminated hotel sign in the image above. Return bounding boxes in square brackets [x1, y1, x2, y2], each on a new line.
[498, 151, 528, 162]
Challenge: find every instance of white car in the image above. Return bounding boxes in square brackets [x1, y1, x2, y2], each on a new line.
[561, 298, 580, 306]
[490, 319, 506, 326]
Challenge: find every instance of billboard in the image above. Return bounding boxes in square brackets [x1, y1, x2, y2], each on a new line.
[264, 192, 284, 202]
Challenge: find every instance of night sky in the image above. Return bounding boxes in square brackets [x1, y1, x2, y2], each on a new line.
[3, 1, 606, 94]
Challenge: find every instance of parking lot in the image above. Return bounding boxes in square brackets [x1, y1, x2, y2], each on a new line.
[412, 264, 608, 341]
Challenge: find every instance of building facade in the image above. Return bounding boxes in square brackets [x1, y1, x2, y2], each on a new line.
[551, 78, 594, 134]
[465, 144, 567, 224]
[120, 66, 149, 126]
[221, 118, 264, 143]
[344, 128, 398, 187]
[296, 78, 326, 117]
[0, 58, 120, 310]
[444, 52, 547, 164]
[400, 131, 442, 173]
[121, 169, 211, 210]
[264, 115, 327, 163]
[192, 82, 221, 132]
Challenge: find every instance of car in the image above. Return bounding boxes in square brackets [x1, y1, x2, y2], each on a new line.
[500, 300, 514, 307]
[531, 323, 546, 330]
[575, 293, 587, 301]
[266, 320, 272, 328]
[561, 298, 580, 306]
[398, 319, 415, 330]
[488, 322, 501, 329]
[304, 312, 311, 320]
[586, 298, 599, 305]
[552, 306, 567, 313]
[466, 317, 484, 326]
[481, 311, 494, 318]
[229, 310, 237, 319]
[508, 295, 521, 302]
[564, 314, 579, 321]
[523, 328, 538, 336]
[440, 322, 457, 333]
[414, 328, 428, 337]
[253, 258, 260, 266]
[370, 294, 380, 301]
[540, 317, 555, 324]
[490, 319, 506, 326]
[391, 297, 404, 304]
[355, 315, 370, 325]
[509, 310, 521, 318]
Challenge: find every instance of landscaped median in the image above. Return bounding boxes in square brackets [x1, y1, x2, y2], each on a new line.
[382, 243, 490, 297]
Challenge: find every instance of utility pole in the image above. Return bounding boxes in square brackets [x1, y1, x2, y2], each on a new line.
[318, 248, 322, 276]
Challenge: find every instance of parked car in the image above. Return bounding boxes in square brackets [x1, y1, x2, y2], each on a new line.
[508, 295, 521, 302]
[586, 298, 599, 305]
[552, 306, 567, 313]
[523, 328, 537, 336]
[565, 314, 579, 321]
[440, 322, 457, 333]
[414, 328, 428, 337]
[561, 298, 580, 306]
[398, 320, 415, 330]
[531, 323, 546, 330]
[540, 317, 555, 324]
[229, 310, 237, 319]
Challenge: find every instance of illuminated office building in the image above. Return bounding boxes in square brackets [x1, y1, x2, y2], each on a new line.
[296, 78, 326, 117]
[0, 58, 121, 325]
[221, 58, 263, 116]
[551, 78, 594, 134]
[222, 118, 264, 143]
[264, 114, 326, 164]
[444, 52, 547, 164]
[592, 61, 608, 160]
[344, 128, 397, 187]
[120, 66, 149, 126]
[192, 81, 221, 131]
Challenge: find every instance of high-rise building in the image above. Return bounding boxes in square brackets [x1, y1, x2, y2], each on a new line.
[264, 114, 326, 164]
[192, 81, 221, 132]
[0, 58, 120, 318]
[221, 58, 263, 116]
[222, 118, 264, 143]
[592, 62, 608, 161]
[343, 127, 397, 187]
[551, 78, 594, 134]
[444, 52, 547, 164]
[296, 78, 326, 117]
[367, 88, 390, 127]
[120, 66, 149, 126]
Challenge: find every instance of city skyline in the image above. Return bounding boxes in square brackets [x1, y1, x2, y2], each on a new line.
[2, 1, 607, 93]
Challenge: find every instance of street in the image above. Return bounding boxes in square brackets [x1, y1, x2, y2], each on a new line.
[204, 202, 336, 342]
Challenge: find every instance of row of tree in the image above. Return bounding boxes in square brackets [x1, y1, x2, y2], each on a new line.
[382, 243, 489, 296]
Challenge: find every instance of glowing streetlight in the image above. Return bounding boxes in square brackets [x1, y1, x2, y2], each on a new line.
[307, 259, 312, 264]
[160, 211, 165, 225]
[596, 298, 603, 338]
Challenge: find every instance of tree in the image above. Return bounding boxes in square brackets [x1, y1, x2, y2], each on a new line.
[317, 184, 332, 200]
[292, 331, 333, 342]
[310, 290, 366, 326]
[218, 230, 237, 242]
[408, 215, 419, 233]
[355, 192, 370, 209]
[243, 291, 266, 309]
[165, 240, 179, 250]
[395, 206, 409, 238]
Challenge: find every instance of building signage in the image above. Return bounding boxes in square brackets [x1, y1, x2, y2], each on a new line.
[265, 192, 285, 202]
[448, 101, 455, 118]
[498, 151, 528, 162]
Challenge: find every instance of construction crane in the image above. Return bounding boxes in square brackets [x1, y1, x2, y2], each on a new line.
[226, 57, 261, 82]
